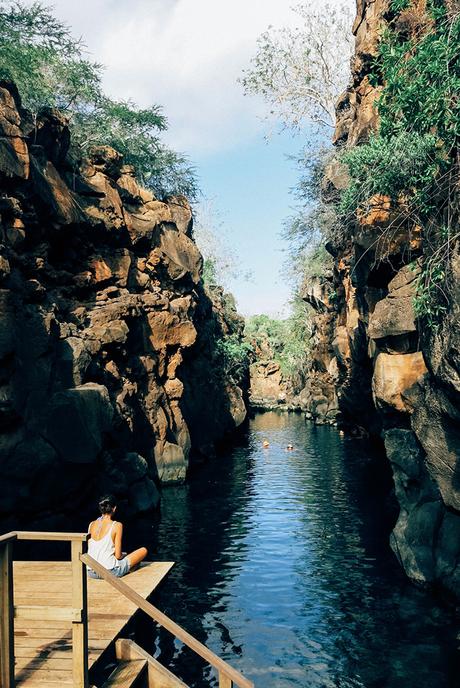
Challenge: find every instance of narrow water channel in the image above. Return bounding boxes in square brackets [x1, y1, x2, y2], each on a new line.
[144, 412, 459, 688]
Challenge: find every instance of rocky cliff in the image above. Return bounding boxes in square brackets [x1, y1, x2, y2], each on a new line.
[248, 334, 298, 411]
[305, 0, 460, 599]
[0, 81, 247, 531]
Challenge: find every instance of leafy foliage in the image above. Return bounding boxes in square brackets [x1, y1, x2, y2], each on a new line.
[282, 147, 336, 288]
[0, 1, 197, 199]
[374, 6, 460, 149]
[215, 334, 253, 381]
[340, 1, 460, 327]
[245, 297, 312, 379]
[339, 132, 446, 219]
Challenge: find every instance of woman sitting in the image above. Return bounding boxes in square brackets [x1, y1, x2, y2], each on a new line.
[87, 495, 148, 579]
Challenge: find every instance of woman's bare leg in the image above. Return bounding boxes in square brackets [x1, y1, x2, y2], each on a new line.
[127, 547, 148, 569]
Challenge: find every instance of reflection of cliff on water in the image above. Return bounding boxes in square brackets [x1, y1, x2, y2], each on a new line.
[145, 432, 256, 687]
[291, 426, 458, 687]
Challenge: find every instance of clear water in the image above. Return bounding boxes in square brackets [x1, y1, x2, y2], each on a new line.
[141, 411, 459, 687]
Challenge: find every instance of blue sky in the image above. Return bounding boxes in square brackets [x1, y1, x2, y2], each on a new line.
[23, 0, 346, 316]
[195, 131, 304, 316]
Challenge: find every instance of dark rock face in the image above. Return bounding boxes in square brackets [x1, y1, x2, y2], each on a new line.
[303, 1, 460, 599]
[0, 82, 248, 528]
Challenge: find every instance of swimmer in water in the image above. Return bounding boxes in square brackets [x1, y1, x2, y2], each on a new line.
[286, 444, 294, 451]
[262, 440, 270, 448]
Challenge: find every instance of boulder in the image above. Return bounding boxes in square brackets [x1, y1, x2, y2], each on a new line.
[166, 195, 193, 235]
[368, 264, 418, 341]
[44, 383, 114, 464]
[125, 200, 171, 244]
[30, 150, 83, 224]
[155, 441, 187, 483]
[410, 383, 460, 512]
[225, 381, 247, 428]
[372, 351, 427, 413]
[147, 310, 196, 350]
[156, 224, 203, 284]
[0, 290, 15, 359]
[56, 337, 91, 387]
[0, 86, 29, 179]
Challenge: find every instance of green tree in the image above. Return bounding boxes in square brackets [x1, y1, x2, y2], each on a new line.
[0, 1, 197, 199]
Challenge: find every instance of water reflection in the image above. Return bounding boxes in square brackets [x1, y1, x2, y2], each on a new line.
[149, 411, 459, 687]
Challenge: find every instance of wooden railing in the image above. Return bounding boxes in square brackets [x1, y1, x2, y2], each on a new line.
[0, 532, 253, 688]
[0, 531, 89, 688]
[81, 553, 254, 688]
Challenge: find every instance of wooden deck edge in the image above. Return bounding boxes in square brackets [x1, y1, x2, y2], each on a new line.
[88, 562, 174, 681]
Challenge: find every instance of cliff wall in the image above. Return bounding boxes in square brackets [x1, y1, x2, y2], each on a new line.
[0, 82, 247, 531]
[305, 0, 460, 599]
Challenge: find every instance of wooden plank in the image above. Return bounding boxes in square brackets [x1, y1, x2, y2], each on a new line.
[102, 660, 147, 688]
[14, 636, 107, 650]
[0, 541, 15, 688]
[13, 561, 174, 687]
[71, 540, 89, 688]
[219, 673, 232, 688]
[15, 533, 89, 542]
[15, 606, 82, 622]
[16, 659, 99, 669]
[14, 668, 73, 684]
[116, 639, 188, 688]
[15, 645, 100, 668]
[0, 533, 17, 545]
[13, 684, 72, 688]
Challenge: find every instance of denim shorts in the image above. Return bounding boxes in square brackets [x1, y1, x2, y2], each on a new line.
[88, 556, 130, 579]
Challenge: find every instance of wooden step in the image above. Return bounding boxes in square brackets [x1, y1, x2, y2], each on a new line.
[102, 660, 147, 688]
[116, 639, 189, 687]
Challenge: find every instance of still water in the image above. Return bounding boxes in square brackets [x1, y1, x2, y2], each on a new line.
[145, 412, 459, 687]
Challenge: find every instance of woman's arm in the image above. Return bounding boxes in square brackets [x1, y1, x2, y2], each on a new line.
[113, 522, 123, 560]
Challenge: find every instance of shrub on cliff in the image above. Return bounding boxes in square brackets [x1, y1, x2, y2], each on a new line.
[0, 1, 197, 199]
[339, 132, 446, 220]
[340, 0, 459, 328]
[215, 334, 253, 383]
[245, 299, 311, 379]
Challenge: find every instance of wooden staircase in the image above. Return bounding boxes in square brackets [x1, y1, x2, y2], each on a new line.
[100, 639, 188, 688]
[102, 659, 147, 688]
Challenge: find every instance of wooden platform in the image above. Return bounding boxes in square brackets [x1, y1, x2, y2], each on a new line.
[12, 561, 174, 687]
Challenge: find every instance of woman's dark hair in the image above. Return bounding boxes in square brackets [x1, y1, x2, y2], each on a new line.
[98, 494, 117, 515]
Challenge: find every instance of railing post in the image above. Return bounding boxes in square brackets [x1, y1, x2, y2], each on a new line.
[71, 538, 89, 688]
[0, 541, 14, 688]
[219, 671, 232, 688]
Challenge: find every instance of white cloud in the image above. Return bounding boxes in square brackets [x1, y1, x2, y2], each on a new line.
[29, 0, 336, 155]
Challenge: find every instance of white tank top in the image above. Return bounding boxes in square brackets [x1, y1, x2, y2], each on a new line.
[88, 521, 118, 570]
